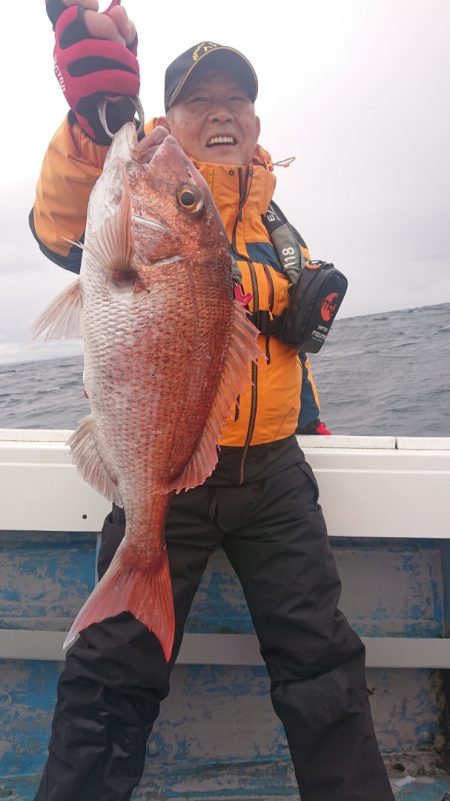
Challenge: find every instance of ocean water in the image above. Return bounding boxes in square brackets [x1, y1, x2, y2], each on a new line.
[0, 303, 449, 436]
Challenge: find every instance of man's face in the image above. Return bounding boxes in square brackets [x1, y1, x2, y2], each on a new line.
[166, 69, 261, 166]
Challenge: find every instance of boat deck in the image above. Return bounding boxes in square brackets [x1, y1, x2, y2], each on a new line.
[2, 759, 450, 801]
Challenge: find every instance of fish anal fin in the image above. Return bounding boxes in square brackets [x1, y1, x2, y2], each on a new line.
[64, 547, 175, 662]
[30, 279, 82, 341]
[68, 415, 122, 506]
[172, 301, 262, 492]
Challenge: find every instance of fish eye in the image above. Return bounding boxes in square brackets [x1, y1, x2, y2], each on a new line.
[176, 185, 204, 216]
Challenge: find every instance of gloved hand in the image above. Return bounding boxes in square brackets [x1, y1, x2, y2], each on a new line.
[315, 420, 332, 435]
[45, 0, 140, 144]
[297, 418, 332, 436]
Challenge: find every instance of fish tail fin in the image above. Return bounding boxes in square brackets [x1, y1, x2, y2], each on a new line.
[64, 547, 175, 662]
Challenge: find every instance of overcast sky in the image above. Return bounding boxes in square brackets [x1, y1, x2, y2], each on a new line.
[0, 0, 449, 350]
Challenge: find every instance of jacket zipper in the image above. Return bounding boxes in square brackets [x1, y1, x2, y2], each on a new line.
[262, 264, 274, 366]
[262, 264, 275, 311]
[230, 167, 259, 484]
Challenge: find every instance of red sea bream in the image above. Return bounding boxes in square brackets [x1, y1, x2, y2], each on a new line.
[32, 123, 261, 660]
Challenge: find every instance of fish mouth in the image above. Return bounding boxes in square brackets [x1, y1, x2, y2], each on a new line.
[132, 125, 172, 164]
[206, 135, 237, 148]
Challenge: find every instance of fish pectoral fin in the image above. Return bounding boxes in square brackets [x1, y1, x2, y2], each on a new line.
[68, 415, 122, 506]
[171, 300, 262, 493]
[84, 165, 135, 283]
[29, 279, 82, 341]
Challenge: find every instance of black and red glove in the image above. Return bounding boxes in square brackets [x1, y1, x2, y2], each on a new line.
[297, 418, 332, 436]
[46, 0, 140, 144]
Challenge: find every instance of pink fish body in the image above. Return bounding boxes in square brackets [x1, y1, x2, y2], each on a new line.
[32, 124, 261, 660]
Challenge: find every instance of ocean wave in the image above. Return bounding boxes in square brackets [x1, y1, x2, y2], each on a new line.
[1, 303, 449, 436]
[0, 340, 83, 366]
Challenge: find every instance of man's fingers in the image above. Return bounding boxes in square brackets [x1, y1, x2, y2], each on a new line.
[84, 8, 122, 40]
[107, 6, 136, 46]
[64, 0, 99, 9]
[46, 0, 98, 27]
[78, 5, 136, 44]
[48, 0, 140, 142]
[54, 1, 136, 46]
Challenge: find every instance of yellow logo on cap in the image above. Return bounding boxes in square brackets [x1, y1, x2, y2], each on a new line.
[192, 42, 219, 61]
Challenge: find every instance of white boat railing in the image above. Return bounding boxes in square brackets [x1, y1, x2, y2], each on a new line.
[1, 429, 450, 667]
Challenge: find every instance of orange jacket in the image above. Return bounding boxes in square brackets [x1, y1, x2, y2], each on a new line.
[30, 117, 320, 448]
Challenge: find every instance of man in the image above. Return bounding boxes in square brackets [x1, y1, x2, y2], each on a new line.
[30, 2, 394, 799]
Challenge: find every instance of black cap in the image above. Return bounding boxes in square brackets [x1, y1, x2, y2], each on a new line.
[164, 42, 258, 112]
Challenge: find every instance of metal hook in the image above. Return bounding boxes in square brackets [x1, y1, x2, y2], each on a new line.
[97, 96, 145, 141]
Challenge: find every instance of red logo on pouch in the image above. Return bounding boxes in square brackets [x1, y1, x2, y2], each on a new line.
[321, 293, 339, 322]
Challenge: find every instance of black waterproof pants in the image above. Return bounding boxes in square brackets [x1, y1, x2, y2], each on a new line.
[34, 456, 394, 801]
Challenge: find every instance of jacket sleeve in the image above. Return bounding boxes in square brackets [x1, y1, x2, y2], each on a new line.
[294, 238, 322, 428]
[29, 115, 109, 274]
[297, 352, 321, 431]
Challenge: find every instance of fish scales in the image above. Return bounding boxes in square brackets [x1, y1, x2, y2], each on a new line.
[31, 123, 261, 660]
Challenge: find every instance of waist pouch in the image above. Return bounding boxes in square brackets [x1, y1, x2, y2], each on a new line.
[277, 260, 348, 352]
[258, 202, 348, 353]
[254, 260, 347, 353]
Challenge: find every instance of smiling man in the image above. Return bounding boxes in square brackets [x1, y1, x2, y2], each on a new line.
[163, 43, 261, 166]
[166, 68, 260, 164]
[30, 4, 394, 801]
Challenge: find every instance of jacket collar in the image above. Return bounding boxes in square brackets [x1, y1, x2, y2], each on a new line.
[191, 147, 277, 241]
[144, 120, 277, 241]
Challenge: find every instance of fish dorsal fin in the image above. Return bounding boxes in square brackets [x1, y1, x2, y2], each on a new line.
[170, 301, 262, 493]
[30, 279, 82, 341]
[68, 415, 122, 506]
